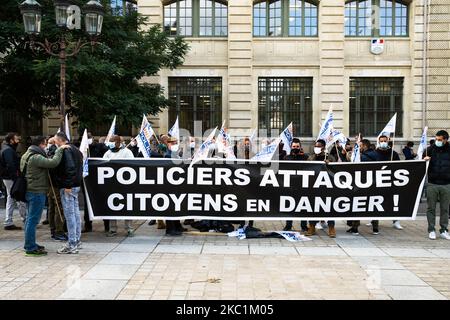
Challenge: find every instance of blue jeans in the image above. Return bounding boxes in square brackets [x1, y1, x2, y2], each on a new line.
[24, 192, 47, 251]
[60, 187, 81, 248]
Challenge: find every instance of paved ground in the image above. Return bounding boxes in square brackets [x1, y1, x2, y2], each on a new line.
[1, 207, 450, 300]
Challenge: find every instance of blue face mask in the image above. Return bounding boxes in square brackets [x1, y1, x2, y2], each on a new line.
[380, 142, 389, 149]
[105, 142, 115, 150]
[435, 141, 444, 148]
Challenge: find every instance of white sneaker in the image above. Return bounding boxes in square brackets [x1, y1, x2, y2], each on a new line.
[315, 222, 323, 230]
[440, 231, 450, 240]
[393, 221, 404, 230]
[366, 222, 372, 227]
[429, 231, 436, 240]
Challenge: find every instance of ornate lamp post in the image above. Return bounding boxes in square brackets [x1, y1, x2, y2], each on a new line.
[19, 0, 104, 129]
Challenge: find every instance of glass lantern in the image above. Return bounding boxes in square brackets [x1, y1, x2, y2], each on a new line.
[83, 1, 104, 36]
[19, 0, 42, 35]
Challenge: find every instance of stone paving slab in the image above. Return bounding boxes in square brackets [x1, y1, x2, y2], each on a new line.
[59, 279, 127, 299]
[381, 247, 438, 258]
[98, 252, 149, 265]
[153, 245, 203, 254]
[296, 247, 347, 256]
[383, 285, 446, 300]
[83, 264, 139, 280]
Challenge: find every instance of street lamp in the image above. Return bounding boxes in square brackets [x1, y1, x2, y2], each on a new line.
[19, 0, 104, 130]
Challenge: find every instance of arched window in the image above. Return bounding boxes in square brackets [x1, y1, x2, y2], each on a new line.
[345, 0, 408, 37]
[253, 0, 318, 37]
[163, 0, 228, 37]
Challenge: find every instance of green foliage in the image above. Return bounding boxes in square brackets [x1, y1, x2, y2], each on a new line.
[0, 0, 189, 135]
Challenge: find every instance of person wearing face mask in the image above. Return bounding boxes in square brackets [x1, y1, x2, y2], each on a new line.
[189, 137, 196, 157]
[103, 135, 135, 237]
[283, 138, 309, 232]
[1, 132, 27, 230]
[423, 130, 450, 240]
[164, 136, 185, 236]
[402, 141, 417, 160]
[373, 135, 403, 233]
[306, 139, 337, 238]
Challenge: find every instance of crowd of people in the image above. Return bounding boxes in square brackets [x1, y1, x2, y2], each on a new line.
[0, 128, 449, 257]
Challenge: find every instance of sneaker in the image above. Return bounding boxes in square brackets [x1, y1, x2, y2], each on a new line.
[372, 228, 379, 235]
[57, 244, 79, 254]
[4, 225, 22, 231]
[440, 231, 450, 240]
[315, 222, 323, 230]
[52, 234, 68, 241]
[106, 231, 117, 237]
[25, 248, 47, 257]
[76, 241, 83, 250]
[347, 227, 359, 235]
[320, 221, 328, 229]
[393, 221, 404, 230]
[366, 222, 372, 227]
[429, 231, 436, 240]
[127, 229, 135, 237]
[37, 244, 45, 250]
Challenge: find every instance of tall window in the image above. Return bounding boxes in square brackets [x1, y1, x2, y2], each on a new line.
[164, 0, 228, 37]
[345, 0, 408, 37]
[349, 77, 403, 137]
[258, 78, 313, 137]
[253, 0, 318, 37]
[168, 77, 222, 134]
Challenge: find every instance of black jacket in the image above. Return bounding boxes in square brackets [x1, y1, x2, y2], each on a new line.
[0, 143, 20, 180]
[374, 148, 400, 161]
[426, 143, 450, 185]
[54, 144, 83, 189]
[361, 149, 378, 162]
[284, 152, 309, 161]
[89, 142, 109, 158]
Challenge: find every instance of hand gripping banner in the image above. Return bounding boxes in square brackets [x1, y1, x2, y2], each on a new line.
[84, 158, 428, 221]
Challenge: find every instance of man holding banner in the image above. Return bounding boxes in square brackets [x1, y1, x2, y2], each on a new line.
[424, 130, 450, 240]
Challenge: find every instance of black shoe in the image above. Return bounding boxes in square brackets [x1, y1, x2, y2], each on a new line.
[37, 244, 45, 250]
[347, 227, 359, 235]
[52, 234, 68, 241]
[283, 226, 292, 231]
[166, 230, 182, 236]
[4, 225, 22, 231]
[26, 248, 47, 257]
[346, 227, 353, 233]
[373, 228, 379, 235]
[148, 220, 156, 226]
[42, 220, 49, 225]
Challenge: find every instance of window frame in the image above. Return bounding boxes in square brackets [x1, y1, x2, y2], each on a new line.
[253, 0, 319, 38]
[344, 0, 409, 38]
[258, 77, 313, 138]
[349, 77, 404, 137]
[163, 0, 228, 37]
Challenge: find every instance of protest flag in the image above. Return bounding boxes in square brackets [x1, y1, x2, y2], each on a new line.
[136, 122, 156, 158]
[64, 114, 71, 141]
[351, 134, 361, 163]
[416, 126, 428, 160]
[105, 116, 116, 144]
[317, 106, 333, 143]
[251, 138, 281, 162]
[280, 122, 294, 154]
[190, 127, 218, 167]
[217, 121, 236, 159]
[79, 129, 89, 177]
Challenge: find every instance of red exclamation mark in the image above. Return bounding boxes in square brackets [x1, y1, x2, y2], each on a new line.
[393, 195, 399, 212]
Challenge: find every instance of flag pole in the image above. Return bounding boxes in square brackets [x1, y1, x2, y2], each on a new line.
[390, 131, 396, 161]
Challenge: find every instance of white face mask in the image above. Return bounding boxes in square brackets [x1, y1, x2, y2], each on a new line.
[170, 144, 179, 152]
[314, 147, 322, 155]
[190, 142, 195, 149]
[87, 139, 93, 145]
[106, 142, 115, 149]
[379, 142, 389, 149]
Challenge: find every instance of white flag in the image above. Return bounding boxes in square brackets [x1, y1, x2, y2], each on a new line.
[351, 134, 361, 163]
[105, 116, 116, 144]
[280, 122, 294, 154]
[64, 114, 71, 142]
[377, 113, 397, 147]
[317, 106, 333, 143]
[79, 129, 89, 177]
[140, 114, 149, 131]
[217, 121, 236, 159]
[168, 116, 180, 143]
[416, 126, 428, 160]
[136, 122, 155, 158]
[191, 127, 218, 167]
[251, 138, 281, 162]
[326, 127, 347, 149]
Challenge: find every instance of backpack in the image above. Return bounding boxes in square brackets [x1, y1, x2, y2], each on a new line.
[10, 152, 34, 202]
